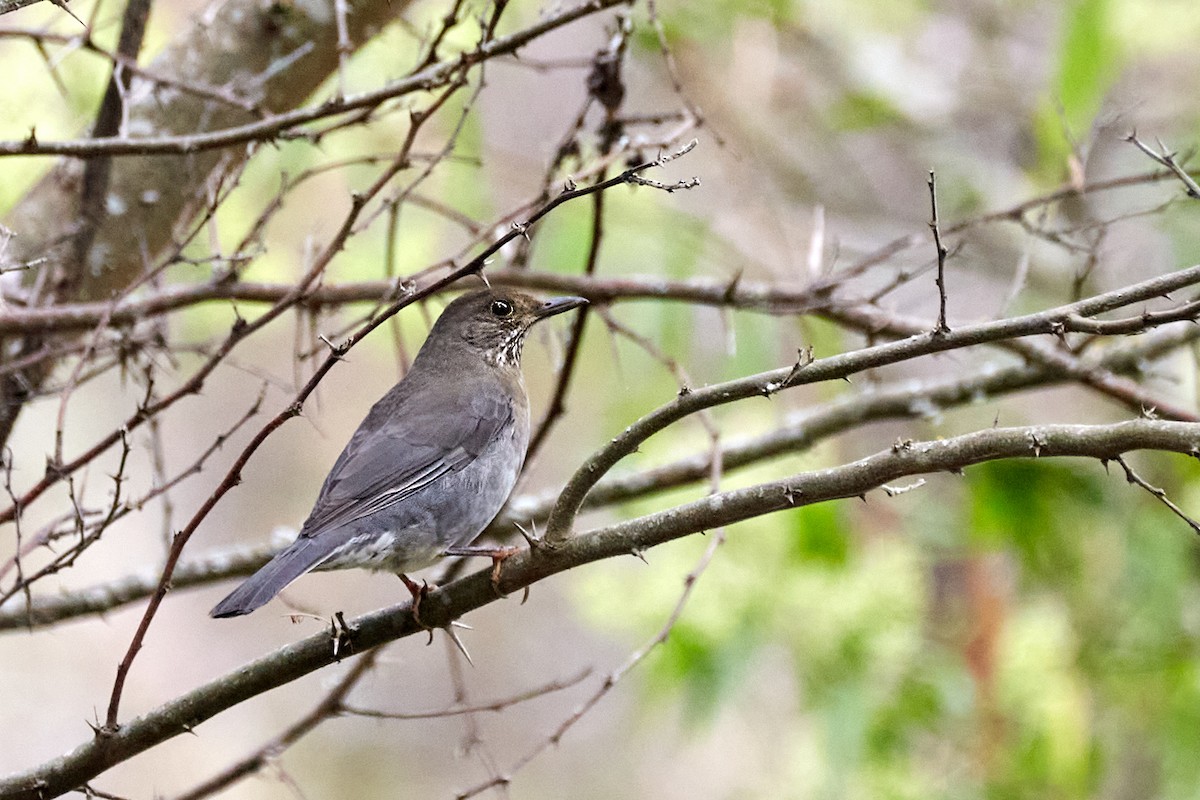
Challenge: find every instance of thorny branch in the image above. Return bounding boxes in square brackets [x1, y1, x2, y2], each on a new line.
[3, 296, 1199, 630]
[102, 74, 478, 730]
[927, 170, 950, 334]
[169, 650, 383, 800]
[0, 0, 632, 158]
[544, 263, 1200, 541]
[1112, 454, 1200, 535]
[100, 130, 699, 728]
[3, 420, 1200, 800]
[4, 3, 1200, 799]
[1125, 131, 1200, 199]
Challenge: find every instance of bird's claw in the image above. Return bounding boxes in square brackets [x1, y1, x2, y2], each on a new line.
[443, 544, 520, 598]
[488, 546, 519, 598]
[398, 574, 475, 660]
[398, 573, 434, 641]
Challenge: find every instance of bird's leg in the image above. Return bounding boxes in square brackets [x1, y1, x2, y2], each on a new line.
[397, 573, 434, 642]
[442, 544, 520, 597]
[398, 574, 475, 661]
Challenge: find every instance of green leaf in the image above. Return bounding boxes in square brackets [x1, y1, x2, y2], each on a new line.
[1031, 0, 1122, 182]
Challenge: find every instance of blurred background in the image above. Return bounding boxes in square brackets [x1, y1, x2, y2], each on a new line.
[4, 0, 1200, 798]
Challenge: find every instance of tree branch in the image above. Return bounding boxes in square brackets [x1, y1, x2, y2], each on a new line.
[4, 320, 1196, 632]
[2, 418, 1198, 800]
[545, 264, 1200, 539]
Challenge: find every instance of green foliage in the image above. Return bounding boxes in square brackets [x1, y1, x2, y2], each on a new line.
[786, 499, 850, 567]
[633, 0, 797, 49]
[577, 442, 1200, 798]
[827, 92, 909, 132]
[966, 460, 1104, 579]
[1031, 0, 1122, 182]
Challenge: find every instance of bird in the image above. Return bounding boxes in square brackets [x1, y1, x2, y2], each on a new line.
[210, 288, 587, 618]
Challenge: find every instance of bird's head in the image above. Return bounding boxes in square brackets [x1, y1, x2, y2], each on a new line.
[425, 288, 588, 368]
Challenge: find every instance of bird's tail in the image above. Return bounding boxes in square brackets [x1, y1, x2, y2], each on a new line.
[210, 536, 333, 618]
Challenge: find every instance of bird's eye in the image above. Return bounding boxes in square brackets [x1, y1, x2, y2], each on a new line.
[490, 299, 513, 318]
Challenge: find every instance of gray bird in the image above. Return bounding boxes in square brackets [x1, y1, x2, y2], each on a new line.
[210, 289, 586, 618]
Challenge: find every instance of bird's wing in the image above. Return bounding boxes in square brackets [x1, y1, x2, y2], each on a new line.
[299, 389, 514, 538]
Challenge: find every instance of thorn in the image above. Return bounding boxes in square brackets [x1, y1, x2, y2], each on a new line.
[722, 269, 743, 302]
[444, 626, 474, 666]
[48, 0, 87, 27]
[515, 520, 551, 552]
[330, 611, 355, 660]
[318, 334, 349, 359]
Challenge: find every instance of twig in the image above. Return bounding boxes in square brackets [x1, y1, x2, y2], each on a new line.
[1113, 454, 1200, 535]
[1125, 132, 1200, 199]
[169, 650, 381, 800]
[927, 170, 950, 334]
[826, 303, 1200, 423]
[341, 669, 590, 720]
[102, 75, 474, 729]
[0, 269, 829, 336]
[456, 526, 725, 799]
[0, 0, 632, 158]
[525, 173, 607, 461]
[0, 545, 274, 631]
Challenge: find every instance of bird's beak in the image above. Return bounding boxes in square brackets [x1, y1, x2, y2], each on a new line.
[533, 295, 588, 319]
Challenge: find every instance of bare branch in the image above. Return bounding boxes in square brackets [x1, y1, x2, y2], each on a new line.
[0, 0, 631, 158]
[1113, 454, 1200, 535]
[927, 170, 950, 334]
[169, 650, 381, 800]
[1125, 131, 1200, 199]
[2, 419, 1198, 800]
[7, 319, 1196, 631]
[341, 668, 589, 720]
[545, 264, 1200, 540]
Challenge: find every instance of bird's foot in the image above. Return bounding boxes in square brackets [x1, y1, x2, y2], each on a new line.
[443, 544, 520, 598]
[398, 573, 435, 643]
[330, 611, 357, 661]
[397, 574, 474, 662]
